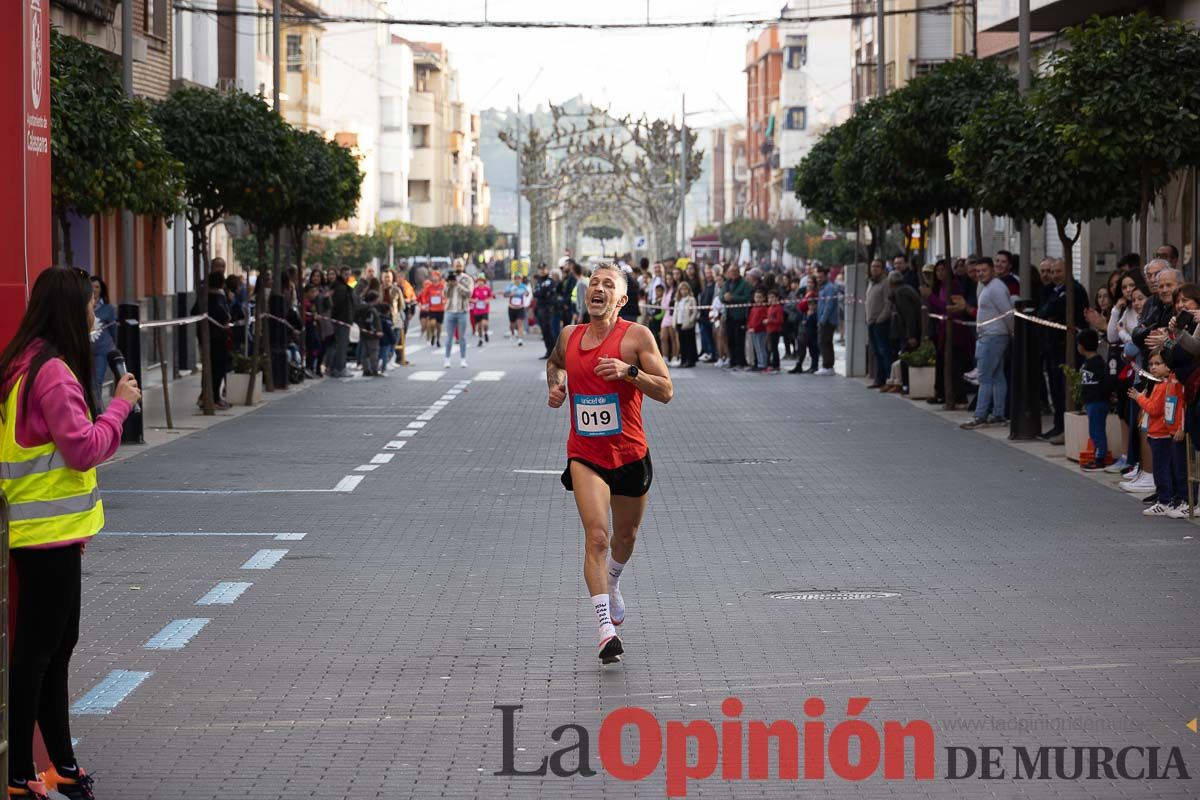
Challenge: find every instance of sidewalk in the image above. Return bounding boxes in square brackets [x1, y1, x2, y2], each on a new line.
[857, 374, 1196, 519]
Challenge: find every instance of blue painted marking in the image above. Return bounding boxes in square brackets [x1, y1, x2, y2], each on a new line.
[241, 548, 288, 570]
[196, 582, 253, 606]
[145, 618, 210, 650]
[71, 670, 152, 715]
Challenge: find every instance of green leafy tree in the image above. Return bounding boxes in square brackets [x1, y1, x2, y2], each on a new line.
[155, 87, 293, 409]
[583, 225, 623, 255]
[719, 217, 773, 255]
[50, 29, 182, 266]
[953, 87, 1140, 400]
[281, 130, 363, 276]
[1036, 13, 1200, 259]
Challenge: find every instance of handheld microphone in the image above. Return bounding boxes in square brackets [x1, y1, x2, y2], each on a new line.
[107, 348, 142, 413]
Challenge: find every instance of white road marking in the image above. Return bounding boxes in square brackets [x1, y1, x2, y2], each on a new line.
[408, 371, 445, 381]
[416, 410, 439, 421]
[241, 549, 289, 570]
[103, 531, 305, 541]
[145, 618, 211, 650]
[354, 464, 380, 472]
[406, 421, 427, 429]
[473, 371, 505, 381]
[513, 469, 562, 475]
[432, 400, 449, 407]
[370, 453, 394, 464]
[333, 475, 364, 492]
[197, 582, 253, 606]
[384, 440, 407, 449]
[396, 430, 418, 437]
[72, 670, 152, 715]
[439, 394, 457, 401]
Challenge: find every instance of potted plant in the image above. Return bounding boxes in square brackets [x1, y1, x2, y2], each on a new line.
[1061, 364, 1089, 460]
[901, 340, 937, 399]
[226, 353, 264, 406]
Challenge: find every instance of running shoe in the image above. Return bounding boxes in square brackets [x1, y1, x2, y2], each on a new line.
[1120, 473, 1155, 493]
[610, 586, 625, 626]
[1080, 461, 1105, 471]
[1166, 502, 1191, 519]
[443, 358, 451, 369]
[1143, 502, 1172, 517]
[959, 417, 989, 430]
[460, 359, 468, 368]
[46, 767, 95, 800]
[1104, 455, 1129, 474]
[598, 634, 624, 664]
[6, 781, 50, 799]
[986, 415, 1008, 425]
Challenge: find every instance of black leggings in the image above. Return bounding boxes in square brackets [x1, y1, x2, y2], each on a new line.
[9, 545, 82, 781]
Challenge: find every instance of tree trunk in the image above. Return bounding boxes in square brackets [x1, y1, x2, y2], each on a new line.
[973, 207, 983, 256]
[194, 221, 215, 416]
[1139, 173, 1150, 264]
[942, 210, 956, 411]
[59, 210, 74, 267]
[249, 232, 273, 401]
[1059, 218, 1080, 412]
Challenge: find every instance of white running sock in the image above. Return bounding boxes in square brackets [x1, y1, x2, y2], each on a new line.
[606, 555, 626, 591]
[593, 594, 616, 641]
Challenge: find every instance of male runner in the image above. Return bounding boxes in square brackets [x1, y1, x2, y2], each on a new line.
[546, 264, 673, 664]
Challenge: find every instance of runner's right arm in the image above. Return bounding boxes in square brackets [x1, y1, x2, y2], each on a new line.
[546, 325, 575, 407]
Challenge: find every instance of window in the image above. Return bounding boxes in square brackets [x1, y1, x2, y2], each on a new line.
[411, 124, 430, 148]
[414, 67, 430, 93]
[287, 34, 303, 73]
[786, 40, 807, 69]
[381, 172, 396, 204]
[144, 0, 167, 40]
[408, 179, 431, 203]
[785, 107, 807, 130]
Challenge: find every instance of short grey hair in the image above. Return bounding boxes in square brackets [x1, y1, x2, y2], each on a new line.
[590, 262, 628, 299]
[1144, 258, 1171, 279]
[1157, 266, 1182, 285]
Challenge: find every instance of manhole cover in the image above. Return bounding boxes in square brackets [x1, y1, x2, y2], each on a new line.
[768, 590, 900, 601]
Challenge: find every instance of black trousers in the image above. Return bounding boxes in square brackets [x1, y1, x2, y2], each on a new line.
[679, 325, 698, 366]
[768, 332, 781, 370]
[9, 545, 82, 781]
[537, 311, 555, 355]
[726, 319, 748, 367]
[819, 322, 836, 369]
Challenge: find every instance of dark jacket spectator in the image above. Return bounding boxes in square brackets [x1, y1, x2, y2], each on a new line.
[331, 276, 355, 324]
[889, 274, 922, 346]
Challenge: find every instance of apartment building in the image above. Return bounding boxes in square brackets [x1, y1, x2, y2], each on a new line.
[744, 26, 782, 223]
[850, 0, 974, 106]
[709, 123, 748, 225]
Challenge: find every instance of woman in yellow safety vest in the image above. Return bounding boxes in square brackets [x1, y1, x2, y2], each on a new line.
[0, 267, 141, 800]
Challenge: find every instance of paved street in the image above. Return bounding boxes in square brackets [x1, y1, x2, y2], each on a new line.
[73, 320, 1199, 799]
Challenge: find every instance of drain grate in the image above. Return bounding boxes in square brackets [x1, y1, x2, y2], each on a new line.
[769, 590, 900, 601]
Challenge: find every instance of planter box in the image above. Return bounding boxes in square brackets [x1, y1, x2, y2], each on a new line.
[1064, 412, 1088, 460]
[908, 366, 936, 399]
[1064, 412, 1126, 462]
[225, 372, 261, 406]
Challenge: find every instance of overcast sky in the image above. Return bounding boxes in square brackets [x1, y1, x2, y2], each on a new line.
[386, 0, 852, 123]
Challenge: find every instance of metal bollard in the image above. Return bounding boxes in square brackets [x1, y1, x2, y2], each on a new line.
[1009, 301, 1042, 440]
[117, 305, 145, 445]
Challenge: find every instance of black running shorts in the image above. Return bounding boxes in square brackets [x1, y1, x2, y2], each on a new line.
[561, 452, 653, 498]
[508, 307, 525, 323]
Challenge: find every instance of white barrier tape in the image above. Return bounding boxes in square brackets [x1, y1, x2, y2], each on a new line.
[1012, 309, 1069, 332]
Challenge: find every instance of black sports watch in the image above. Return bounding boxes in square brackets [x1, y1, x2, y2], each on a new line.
[626, 364, 639, 381]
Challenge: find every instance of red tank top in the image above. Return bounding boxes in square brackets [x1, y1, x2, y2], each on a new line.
[565, 319, 648, 469]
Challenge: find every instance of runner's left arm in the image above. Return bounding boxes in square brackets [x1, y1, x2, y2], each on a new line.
[595, 326, 673, 404]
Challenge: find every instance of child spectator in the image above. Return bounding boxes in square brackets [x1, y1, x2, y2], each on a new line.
[765, 290, 785, 373]
[747, 288, 769, 373]
[355, 290, 383, 377]
[1077, 328, 1110, 471]
[1127, 351, 1187, 517]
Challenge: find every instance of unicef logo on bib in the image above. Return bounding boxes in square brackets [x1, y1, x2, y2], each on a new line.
[574, 393, 622, 437]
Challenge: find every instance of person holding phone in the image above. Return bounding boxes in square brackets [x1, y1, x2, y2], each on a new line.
[0, 267, 141, 799]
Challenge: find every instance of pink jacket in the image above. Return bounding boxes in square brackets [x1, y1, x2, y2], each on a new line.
[3, 342, 131, 471]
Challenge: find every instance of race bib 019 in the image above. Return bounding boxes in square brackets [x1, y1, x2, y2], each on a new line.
[573, 393, 622, 437]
